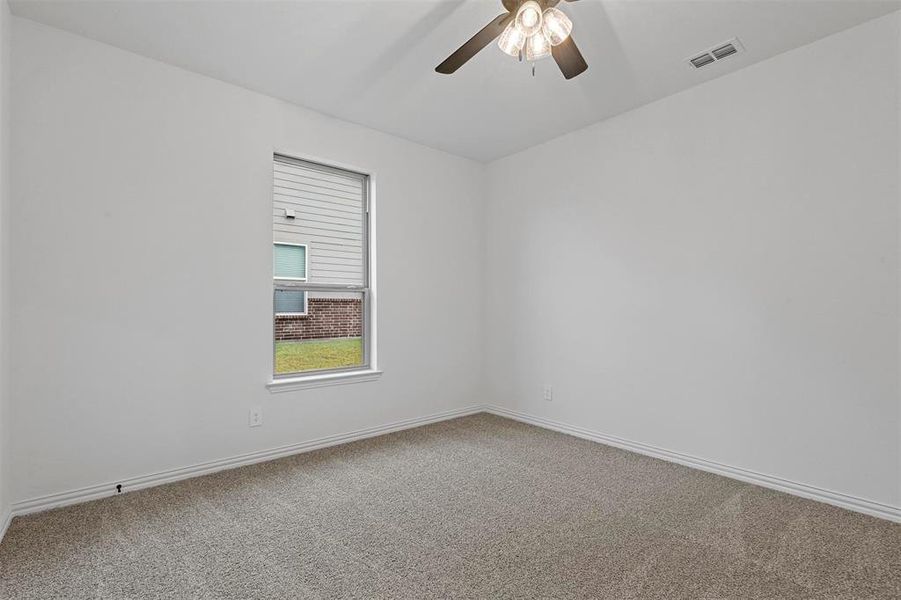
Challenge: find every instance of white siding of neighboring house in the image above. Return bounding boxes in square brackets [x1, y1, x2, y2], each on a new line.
[272, 157, 365, 288]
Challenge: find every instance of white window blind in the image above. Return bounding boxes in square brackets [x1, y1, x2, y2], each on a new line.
[273, 243, 307, 280]
[274, 289, 307, 315]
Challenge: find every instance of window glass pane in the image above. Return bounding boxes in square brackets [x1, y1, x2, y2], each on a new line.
[274, 289, 306, 314]
[274, 291, 364, 375]
[273, 159, 363, 286]
[273, 244, 306, 279]
[273, 155, 368, 378]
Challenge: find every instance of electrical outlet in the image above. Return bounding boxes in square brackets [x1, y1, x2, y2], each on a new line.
[543, 385, 553, 402]
[249, 406, 263, 427]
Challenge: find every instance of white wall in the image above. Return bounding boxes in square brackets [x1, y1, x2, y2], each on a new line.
[9, 18, 484, 504]
[0, 0, 11, 525]
[484, 12, 901, 508]
[7, 8, 901, 515]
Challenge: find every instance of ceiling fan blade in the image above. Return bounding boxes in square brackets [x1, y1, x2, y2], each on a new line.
[552, 36, 588, 80]
[435, 13, 513, 74]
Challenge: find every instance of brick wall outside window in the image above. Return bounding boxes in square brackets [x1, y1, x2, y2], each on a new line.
[275, 298, 362, 341]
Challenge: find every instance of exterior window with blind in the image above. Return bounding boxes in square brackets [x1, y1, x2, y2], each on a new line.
[271, 155, 372, 381]
[274, 243, 308, 315]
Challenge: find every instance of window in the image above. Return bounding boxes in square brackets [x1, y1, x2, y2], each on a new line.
[271, 155, 373, 382]
[273, 243, 308, 316]
[273, 243, 307, 281]
[274, 289, 307, 316]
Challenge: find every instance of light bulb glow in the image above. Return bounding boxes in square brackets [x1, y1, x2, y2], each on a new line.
[515, 1, 543, 37]
[542, 7, 572, 46]
[497, 21, 526, 57]
[525, 31, 551, 61]
[522, 8, 539, 27]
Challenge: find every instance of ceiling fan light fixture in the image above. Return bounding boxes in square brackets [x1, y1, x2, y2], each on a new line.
[525, 30, 551, 61]
[497, 21, 526, 57]
[515, 0, 544, 37]
[542, 7, 572, 46]
[434, 0, 588, 80]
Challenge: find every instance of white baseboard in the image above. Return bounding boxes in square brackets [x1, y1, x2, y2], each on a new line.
[0, 508, 11, 543]
[9, 403, 899, 527]
[10, 404, 486, 518]
[485, 405, 901, 524]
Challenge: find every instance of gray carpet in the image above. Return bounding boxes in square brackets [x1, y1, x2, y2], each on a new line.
[1, 413, 898, 599]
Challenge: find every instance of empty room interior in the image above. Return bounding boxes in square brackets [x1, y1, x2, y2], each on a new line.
[0, 0, 900, 597]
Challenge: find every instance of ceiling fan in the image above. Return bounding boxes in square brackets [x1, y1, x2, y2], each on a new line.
[436, 0, 587, 79]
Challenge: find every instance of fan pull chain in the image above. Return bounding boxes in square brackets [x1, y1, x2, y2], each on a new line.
[532, 63, 536, 77]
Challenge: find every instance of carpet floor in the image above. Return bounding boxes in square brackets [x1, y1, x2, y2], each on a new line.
[0, 413, 898, 599]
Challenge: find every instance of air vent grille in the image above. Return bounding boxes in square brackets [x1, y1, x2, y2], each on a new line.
[711, 43, 738, 59]
[690, 54, 715, 68]
[687, 38, 744, 69]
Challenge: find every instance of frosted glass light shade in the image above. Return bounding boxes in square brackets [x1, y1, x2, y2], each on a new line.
[515, 1, 543, 37]
[542, 7, 572, 46]
[497, 21, 526, 57]
[525, 31, 551, 61]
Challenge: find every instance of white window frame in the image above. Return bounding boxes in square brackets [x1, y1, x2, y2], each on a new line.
[268, 153, 380, 391]
[273, 242, 309, 316]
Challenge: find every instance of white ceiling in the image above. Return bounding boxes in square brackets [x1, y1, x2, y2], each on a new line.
[10, 0, 900, 161]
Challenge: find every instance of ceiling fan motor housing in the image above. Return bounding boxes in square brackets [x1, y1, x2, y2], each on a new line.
[503, 0, 564, 12]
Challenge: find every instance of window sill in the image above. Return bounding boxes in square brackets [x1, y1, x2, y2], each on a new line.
[267, 369, 382, 392]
